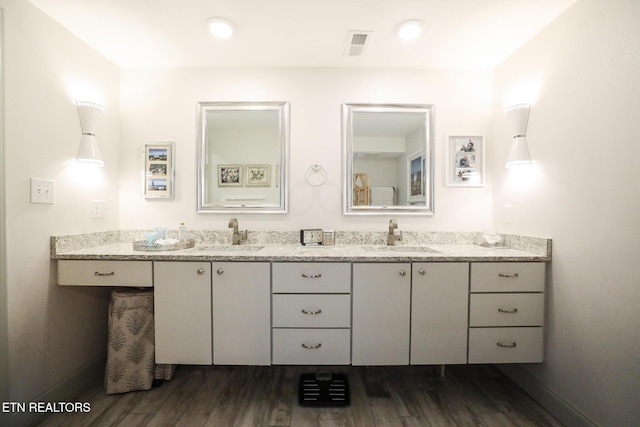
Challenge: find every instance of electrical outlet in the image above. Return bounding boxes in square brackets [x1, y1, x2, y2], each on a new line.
[502, 204, 512, 224]
[30, 178, 55, 204]
[91, 200, 107, 218]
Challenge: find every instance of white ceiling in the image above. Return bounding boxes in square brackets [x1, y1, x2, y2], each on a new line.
[27, 0, 577, 69]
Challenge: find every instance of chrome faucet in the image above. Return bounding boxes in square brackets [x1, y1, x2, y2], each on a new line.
[228, 218, 247, 245]
[387, 219, 403, 246]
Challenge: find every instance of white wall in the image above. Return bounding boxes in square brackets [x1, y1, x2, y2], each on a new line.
[492, 0, 640, 425]
[0, 0, 120, 406]
[119, 68, 494, 232]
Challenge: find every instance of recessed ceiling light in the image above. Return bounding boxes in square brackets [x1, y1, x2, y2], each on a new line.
[208, 17, 234, 39]
[397, 19, 423, 41]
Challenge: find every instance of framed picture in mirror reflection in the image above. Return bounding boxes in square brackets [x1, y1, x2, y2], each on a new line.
[246, 165, 270, 187]
[218, 165, 243, 187]
[446, 135, 484, 187]
[407, 151, 426, 203]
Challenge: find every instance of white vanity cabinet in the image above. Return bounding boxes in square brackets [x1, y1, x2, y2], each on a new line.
[352, 263, 411, 365]
[154, 262, 212, 365]
[411, 263, 469, 365]
[272, 263, 351, 365]
[58, 260, 153, 287]
[212, 262, 271, 365]
[468, 262, 545, 363]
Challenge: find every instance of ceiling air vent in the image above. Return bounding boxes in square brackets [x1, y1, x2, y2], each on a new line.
[345, 30, 372, 57]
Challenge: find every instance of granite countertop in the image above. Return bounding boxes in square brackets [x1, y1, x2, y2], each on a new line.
[51, 242, 550, 263]
[50, 230, 551, 262]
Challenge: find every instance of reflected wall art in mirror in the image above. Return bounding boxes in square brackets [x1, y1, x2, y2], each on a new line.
[342, 103, 434, 215]
[196, 102, 289, 213]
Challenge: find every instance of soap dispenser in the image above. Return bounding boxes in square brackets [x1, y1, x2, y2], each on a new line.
[178, 222, 188, 241]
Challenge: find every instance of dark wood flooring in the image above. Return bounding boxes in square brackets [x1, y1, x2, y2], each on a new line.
[33, 364, 564, 426]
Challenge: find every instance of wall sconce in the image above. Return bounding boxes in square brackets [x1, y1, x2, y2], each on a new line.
[75, 101, 104, 167]
[505, 103, 532, 168]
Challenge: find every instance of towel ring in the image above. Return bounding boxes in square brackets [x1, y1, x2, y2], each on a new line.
[305, 162, 327, 186]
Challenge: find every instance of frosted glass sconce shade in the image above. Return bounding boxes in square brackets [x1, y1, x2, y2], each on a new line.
[75, 101, 104, 167]
[505, 103, 533, 168]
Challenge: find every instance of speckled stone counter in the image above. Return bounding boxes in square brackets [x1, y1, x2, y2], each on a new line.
[51, 230, 551, 262]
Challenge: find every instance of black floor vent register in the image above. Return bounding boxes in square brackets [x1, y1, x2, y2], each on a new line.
[299, 372, 350, 407]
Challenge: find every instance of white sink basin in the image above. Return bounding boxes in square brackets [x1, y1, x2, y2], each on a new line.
[194, 245, 265, 253]
[362, 245, 441, 254]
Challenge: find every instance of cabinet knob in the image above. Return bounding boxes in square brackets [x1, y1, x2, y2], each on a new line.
[216, 268, 224, 275]
[197, 268, 206, 275]
[418, 269, 426, 276]
[399, 270, 406, 277]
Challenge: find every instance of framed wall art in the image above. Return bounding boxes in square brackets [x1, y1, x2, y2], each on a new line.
[446, 135, 484, 187]
[246, 164, 270, 187]
[218, 165, 243, 187]
[407, 151, 426, 204]
[143, 142, 175, 198]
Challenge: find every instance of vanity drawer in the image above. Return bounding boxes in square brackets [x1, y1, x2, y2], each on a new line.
[470, 293, 544, 327]
[273, 294, 351, 328]
[272, 328, 351, 365]
[272, 263, 351, 293]
[468, 327, 543, 364]
[471, 262, 544, 292]
[58, 260, 153, 287]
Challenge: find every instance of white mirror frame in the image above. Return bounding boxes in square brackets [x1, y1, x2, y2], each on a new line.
[342, 103, 435, 215]
[196, 101, 289, 214]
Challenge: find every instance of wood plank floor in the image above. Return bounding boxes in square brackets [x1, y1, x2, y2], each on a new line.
[33, 365, 564, 427]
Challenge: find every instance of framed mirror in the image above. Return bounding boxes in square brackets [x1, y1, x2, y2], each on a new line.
[342, 103, 434, 215]
[197, 101, 289, 213]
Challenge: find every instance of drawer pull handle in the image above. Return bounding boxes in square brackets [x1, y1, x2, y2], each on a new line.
[216, 268, 223, 275]
[301, 273, 322, 278]
[498, 273, 519, 278]
[399, 270, 406, 277]
[498, 308, 518, 314]
[94, 272, 115, 277]
[418, 269, 426, 276]
[301, 343, 322, 350]
[301, 309, 322, 315]
[497, 342, 517, 348]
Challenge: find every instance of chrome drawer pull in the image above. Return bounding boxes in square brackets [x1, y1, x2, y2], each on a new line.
[418, 269, 426, 276]
[498, 308, 518, 314]
[498, 273, 519, 278]
[497, 342, 517, 348]
[301, 273, 322, 278]
[216, 268, 223, 275]
[399, 270, 406, 277]
[301, 309, 322, 315]
[301, 343, 322, 350]
[94, 272, 115, 276]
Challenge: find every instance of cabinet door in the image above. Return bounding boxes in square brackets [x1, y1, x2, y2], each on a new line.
[213, 262, 271, 365]
[154, 262, 212, 365]
[411, 263, 469, 365]
[352, 263, 410, 365]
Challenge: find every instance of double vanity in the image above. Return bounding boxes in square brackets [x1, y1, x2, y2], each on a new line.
[52, 229, 551, 368]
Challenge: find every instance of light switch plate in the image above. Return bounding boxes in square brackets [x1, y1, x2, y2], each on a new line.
[91, 200, 106, 218]
[30, 178, 55, 204]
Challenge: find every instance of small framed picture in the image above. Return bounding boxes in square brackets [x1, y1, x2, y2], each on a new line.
[246, 164, 270, 187]
[446, 135, 484, 187]
[143, 142, 174, 198]
[407, 151, 426, 203]
[218, 165, 243, 186]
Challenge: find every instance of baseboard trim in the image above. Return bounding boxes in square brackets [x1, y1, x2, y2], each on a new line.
[498, 364, 598, 427]
[9, 353, 105, 427]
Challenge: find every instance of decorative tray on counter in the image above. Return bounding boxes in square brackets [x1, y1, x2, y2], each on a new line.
[133, 239, 196, 252]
